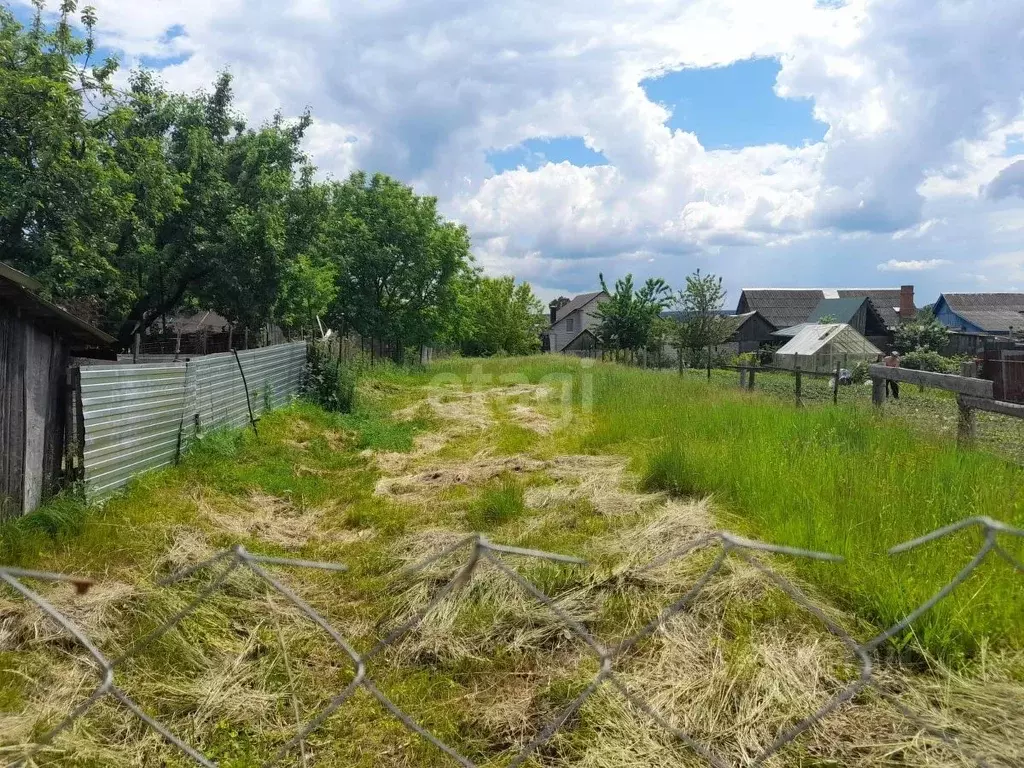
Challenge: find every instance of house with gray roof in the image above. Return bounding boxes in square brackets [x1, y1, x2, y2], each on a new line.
[737, 286, 915, 332]
[543, 291, 609, 353]
[933, 293, 1024, 335]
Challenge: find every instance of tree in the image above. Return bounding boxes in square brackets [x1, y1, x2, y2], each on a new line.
[2, 5, 474, 356]
[329, 172, 472, 360]
[459, 276, 544, 356]
[593, 273, 672, 359]
[674, 269, 729, 379]
[274, 169, 342, 333]
[1, 2, 133, 325]
[894, 309, 949, 355]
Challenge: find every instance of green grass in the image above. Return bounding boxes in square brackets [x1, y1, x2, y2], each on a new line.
[466, 477, 527, 529]
[2, 355, 1023, 765]
[428, 357, 1024, 662]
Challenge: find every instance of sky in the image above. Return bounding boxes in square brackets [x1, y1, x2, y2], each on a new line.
[11, 0, 1024, 309]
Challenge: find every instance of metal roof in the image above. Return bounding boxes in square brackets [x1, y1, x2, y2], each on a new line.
[552, 291, 607, 325]
[808, 297, 866, 324]
[0, 261, 116, 347]
[775, 323, 882, 357]
[772, 323, 811, 339]
[940, 293, 1024, 333]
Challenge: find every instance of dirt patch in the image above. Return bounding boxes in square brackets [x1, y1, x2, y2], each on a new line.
[375, 455, 548, 500]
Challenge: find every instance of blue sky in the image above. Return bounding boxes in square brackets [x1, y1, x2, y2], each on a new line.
[641, 58, 826, 150]
[488, 137, 608, 172]
[8, 0, 1024, 304]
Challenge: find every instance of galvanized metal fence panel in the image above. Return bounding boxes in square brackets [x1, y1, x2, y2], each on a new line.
[187, 342, 306, 435]
[79, 364, 188, 500]
[79, 343, 307, 502]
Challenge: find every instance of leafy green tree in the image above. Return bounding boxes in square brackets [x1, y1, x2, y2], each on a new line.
[329, 172, 472, 360]
[2, 5, 473, 356]
[2, 5, 318, 344]
[459, 276, 544, 356]
[674, 269, 729, 379]
[1, 2, 131, 324]
[593, 273, 671, 357]
[894, 309, 950, 355]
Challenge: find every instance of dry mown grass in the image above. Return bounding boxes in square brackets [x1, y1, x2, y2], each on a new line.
[1, 380, 1022, 767]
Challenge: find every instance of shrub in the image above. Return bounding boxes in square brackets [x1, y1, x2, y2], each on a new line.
[305, 341, 356, 412]
[901, 348, 956, 373]
[851, 360, 870, 384]
[732, 352, 757, 367]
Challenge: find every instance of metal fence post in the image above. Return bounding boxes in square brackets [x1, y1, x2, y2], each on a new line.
[794, 365, 802, 407]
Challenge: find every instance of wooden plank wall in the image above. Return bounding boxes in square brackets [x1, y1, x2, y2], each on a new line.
[0, 308, 27, 519]
[0, 306, 71, 518]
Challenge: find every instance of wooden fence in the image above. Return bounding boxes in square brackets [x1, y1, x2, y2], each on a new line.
[868, 363, 1024, 447]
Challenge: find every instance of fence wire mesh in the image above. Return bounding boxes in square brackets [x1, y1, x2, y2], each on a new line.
[1, 516, 1021, 768]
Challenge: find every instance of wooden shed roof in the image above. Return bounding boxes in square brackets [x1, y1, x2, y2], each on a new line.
[0, 262, 115, 347]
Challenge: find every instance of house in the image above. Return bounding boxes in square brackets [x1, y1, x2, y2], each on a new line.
[737, 286, 915, 334]
[543, 291, 609, 353]
[774, 323, 882, 373]
[661, 310, 774, 354]
[656, 309, 774, 365]
[1, 262, 115, 517]
[933, 293, 1024, 335]
[805, 296, 890, 350]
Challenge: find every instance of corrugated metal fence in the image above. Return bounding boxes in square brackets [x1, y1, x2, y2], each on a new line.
[78, 343, 306, 501]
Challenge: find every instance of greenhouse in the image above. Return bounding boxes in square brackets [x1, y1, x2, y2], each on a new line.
[773, 323, 883, 373]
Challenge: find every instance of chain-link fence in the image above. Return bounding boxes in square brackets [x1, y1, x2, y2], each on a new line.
[2, 516, 1021, 768]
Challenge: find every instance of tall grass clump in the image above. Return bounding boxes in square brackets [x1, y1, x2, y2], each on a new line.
[466, 477, 527, 529]
[574, 364, 1024, 661]
[306, 340, 356, 412]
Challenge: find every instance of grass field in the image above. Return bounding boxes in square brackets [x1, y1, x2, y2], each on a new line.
[676, 365, 1024, 464]
[1, 357, 1022, 766]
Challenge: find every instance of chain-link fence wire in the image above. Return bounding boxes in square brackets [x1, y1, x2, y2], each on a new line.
[2, 516, 1022, 768]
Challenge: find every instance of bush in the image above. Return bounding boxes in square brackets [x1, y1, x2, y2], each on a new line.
[851, 361, 870, 384]
[901, 348, 957, 373]
[306, 342, 356, 412]
[732, 352, 757, 367]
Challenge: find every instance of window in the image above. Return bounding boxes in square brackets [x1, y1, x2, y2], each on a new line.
[566, 317, 575, 332]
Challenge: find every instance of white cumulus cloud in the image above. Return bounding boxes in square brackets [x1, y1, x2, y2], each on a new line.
[17, 0, 1024, 302]
[877, 259, 951, 272]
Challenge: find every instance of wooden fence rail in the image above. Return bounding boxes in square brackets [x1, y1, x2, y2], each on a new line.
[867, 363, 1020, 448]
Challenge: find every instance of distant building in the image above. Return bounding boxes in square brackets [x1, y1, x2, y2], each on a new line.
[737, 286, 915, 334]
[1, 262, 115, 517]
[661, 309, 774, 357]
[542, 291, 609, 353]
[774, 323, 882, 373]
[932, 293, 1024, 335]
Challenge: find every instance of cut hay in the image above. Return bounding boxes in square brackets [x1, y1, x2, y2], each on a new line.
[375, 455, 548, 500]
[198, 490, 322, 548]
[508, 403, 556, 434]
[525, 455, 665, 516]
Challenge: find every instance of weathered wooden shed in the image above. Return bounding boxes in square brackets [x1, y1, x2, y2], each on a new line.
[0, 262, 115, 518]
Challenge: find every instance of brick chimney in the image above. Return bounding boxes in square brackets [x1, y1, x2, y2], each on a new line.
[899, 285, 915, 323]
